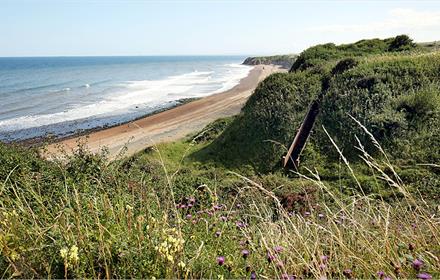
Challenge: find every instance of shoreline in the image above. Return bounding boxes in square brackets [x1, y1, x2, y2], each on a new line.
[16, 97, 200, 147]
[44, 64, 285, 159]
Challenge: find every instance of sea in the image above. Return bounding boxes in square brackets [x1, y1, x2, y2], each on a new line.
[0, 56, 252, 141]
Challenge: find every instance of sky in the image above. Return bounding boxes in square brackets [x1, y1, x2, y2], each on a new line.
[1, 0, 440, 57]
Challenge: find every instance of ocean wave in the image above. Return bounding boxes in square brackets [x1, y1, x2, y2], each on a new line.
[0, 64, 253, 140]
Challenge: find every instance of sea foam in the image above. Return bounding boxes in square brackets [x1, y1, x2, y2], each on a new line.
[0, 62, 252, 141]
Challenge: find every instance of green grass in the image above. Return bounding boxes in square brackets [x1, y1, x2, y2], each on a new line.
[1, 128, 439, 278]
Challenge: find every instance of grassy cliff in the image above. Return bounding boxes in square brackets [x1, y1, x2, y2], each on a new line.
[1, 35, 439, 279]
[197, 36, 439, 174]
[243, 54, 297, 69]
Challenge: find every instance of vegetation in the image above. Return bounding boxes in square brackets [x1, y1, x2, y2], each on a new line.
[1, 35, 439, 279]
[243, 54, 298, 69]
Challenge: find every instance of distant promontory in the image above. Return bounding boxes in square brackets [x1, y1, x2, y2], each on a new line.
[242, 54, 297, 69]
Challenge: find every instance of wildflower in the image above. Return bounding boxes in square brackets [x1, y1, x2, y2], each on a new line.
[319, 263, 326, 271]
[377, 271, 385, 278]
[188, 197, 196, 204]
[276, 260, 284, 268]
[274, 245, 283, 253]
[60, 248, 68, 259]
[178, 261, 186, 269]
[186, 214, 192, 219]
[412, 259, 423, 271]
[304, 211, 311, 216]
[250, 271, 257, 280]
[320, 255, 328, 263]
[69, 245, 79, 263]
[267, 252, 275, 263]
[241, 249, 250, 259]
[236, 203, 242, 209]
[220, 216, 228, 222]
[409, 243, 416, 251]
[236, 221, 246, 228]
[213, 204, 223, 210]
[384, 277, 392, 280]
[318, 213, 325, 218]
[216, 256, 225, 266]
[215, 231, 221, 237]
[417, 273, 432, 280]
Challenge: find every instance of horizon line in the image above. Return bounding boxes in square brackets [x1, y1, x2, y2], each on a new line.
[0, 53, 292, 59]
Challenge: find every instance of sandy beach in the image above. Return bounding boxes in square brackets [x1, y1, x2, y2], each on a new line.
[44, 64, 285, 159]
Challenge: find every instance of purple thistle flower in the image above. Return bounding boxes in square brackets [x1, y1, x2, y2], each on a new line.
[276, 260, 284, 268]
[304, 211, 311, 216]
[267, 252, 275, 263]
[319, 263, 326, 271]
[377, 271, 385, 278]
[241, 249, 249, 259]
[236, 203, 242, 209]
[220, 216, 228, 222]
[412, 259, 423, 271]
[281, 274, 295, 280]
[250, 271, 257, 280]
[216, 256, 225, 266]
[274, 245, 284, 253]
[236, 221, 246, 228]
[187, 203, 194, 208]
[185, 214, 192, 219]
[188, 197, 196, 204]
[213, 204, 224, 210]
[417, 273, 432, 280]
[320, 255, 328, 263]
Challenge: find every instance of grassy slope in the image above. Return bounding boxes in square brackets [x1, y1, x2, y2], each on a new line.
[1, 36, 439, 279]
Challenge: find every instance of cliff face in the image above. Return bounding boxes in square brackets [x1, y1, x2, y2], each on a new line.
[242, 54, 297, 69]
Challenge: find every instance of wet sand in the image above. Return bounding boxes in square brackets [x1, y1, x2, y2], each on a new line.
[45, 65, 285, 159]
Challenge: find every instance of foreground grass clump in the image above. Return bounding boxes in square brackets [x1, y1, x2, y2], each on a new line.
[1, 130, 439, 279]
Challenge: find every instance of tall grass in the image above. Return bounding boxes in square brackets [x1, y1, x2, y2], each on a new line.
[0, 126, 439, 279]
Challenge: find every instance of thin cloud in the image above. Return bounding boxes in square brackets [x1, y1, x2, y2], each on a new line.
[308, 8, 440, 33]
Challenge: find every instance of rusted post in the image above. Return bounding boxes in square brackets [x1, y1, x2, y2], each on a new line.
[283, 99, 320, 169]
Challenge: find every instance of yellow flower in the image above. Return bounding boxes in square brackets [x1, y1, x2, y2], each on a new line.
[60, 248, 68, 259]
[69, 245, 79, 263]
[178, 261, 186, 269]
